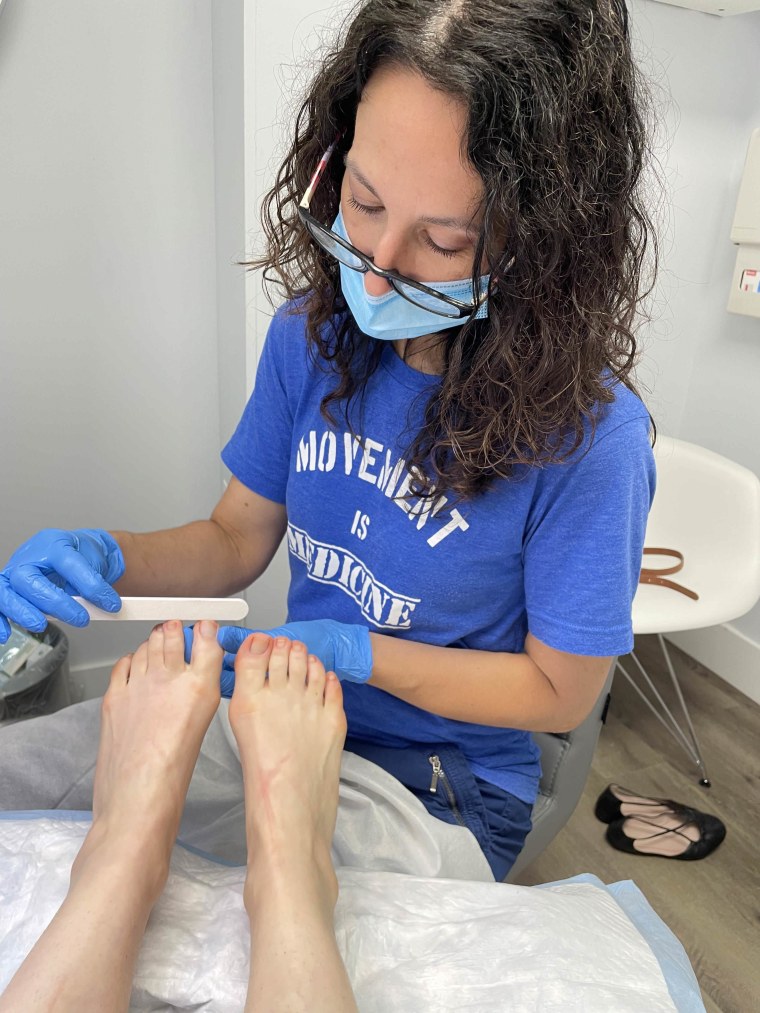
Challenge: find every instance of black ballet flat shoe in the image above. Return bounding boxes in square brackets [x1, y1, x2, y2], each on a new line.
[594, 783, 687, 824]
[605, 810, 727, 861]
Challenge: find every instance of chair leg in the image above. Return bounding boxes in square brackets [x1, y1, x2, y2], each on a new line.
[615, 634, 711, 787]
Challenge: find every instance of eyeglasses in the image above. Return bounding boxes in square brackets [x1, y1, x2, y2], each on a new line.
[297, 137, 488, 320]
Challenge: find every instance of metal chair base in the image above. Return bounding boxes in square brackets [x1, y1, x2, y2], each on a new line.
[615, 634, 711, 787]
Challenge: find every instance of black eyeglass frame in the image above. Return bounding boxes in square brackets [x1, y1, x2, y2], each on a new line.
[297, 137, 489, 320]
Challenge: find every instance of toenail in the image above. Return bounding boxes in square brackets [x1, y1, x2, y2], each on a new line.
[276, 637, 287, 648]
[200, 620, 217, 639]
[248, 634, 270, 654]
[292, 641, 305, 652]
[165, 620, 177, 632]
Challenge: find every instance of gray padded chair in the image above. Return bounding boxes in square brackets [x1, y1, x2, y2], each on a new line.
[505, 660, 615, 882]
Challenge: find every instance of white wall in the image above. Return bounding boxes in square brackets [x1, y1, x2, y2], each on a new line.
[0, 0, 223, 697]
[212, 0, 247, 471]
[630, 1, 760, 668]
[239, 0, 356, 631]
[1, 0, 758, 701]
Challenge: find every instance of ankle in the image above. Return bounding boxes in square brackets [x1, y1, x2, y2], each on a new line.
[243, 844, 338, 918]
[73, 820, 171, 901]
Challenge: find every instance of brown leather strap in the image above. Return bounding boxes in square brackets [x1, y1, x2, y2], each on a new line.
[639, 547, 699, 601]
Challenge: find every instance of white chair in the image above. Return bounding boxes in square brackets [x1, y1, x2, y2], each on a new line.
[618, 435, 760, 786]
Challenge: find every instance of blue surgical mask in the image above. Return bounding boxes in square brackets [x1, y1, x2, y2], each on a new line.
[332, 209, 489, 342]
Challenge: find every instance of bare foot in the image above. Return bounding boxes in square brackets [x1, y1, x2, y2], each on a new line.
[228, 634, 347, 913]
[72, 619, 223, 893]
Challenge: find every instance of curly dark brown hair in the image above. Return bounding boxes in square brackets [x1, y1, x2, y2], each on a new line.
[247, 0, 658, 501]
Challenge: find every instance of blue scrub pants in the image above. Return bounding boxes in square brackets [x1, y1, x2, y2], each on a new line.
[344, 736, 533, 881]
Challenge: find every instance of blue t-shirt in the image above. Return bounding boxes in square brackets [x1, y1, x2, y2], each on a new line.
[222, 302, 655, 803]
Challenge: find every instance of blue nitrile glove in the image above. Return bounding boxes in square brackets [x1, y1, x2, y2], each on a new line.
[184, 619, 373, 697]
[0, 528, 124, 642]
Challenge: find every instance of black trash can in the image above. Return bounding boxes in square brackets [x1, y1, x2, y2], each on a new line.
[0, 623, 70, 725]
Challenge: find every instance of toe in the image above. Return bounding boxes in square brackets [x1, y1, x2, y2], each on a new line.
[324, 672, 347, 741]
[288, 641, 308, 687]
[147, 624, 165, 670]
[190, 620, 223, 676]
[267, 637, 290, 690]
[307, 652, 326, 700]
[129, 641, 149, 682]
[163, 620, 185, 671]
[108, 654, 132, 692]
[233, 633, 272, 695]
[322, 672, 344, 705]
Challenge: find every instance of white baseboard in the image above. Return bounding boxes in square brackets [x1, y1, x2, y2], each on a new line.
[666, 623, 760, 706]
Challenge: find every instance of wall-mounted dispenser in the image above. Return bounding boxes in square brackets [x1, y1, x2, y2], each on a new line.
[728, 129, 760, 319]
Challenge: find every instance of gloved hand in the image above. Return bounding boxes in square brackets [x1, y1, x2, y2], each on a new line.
[0, 528, 125, 642]
[183, 618, 373, 697]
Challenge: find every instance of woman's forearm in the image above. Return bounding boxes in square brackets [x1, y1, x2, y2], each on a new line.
[110, 520, 249, 597]
[367, 632, 610, 732]
[110, 484, 287, 598]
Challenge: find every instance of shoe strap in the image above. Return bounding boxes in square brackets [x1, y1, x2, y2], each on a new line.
[622, 814, 698, 844]
[609, 784, 686, 812]
[639, 548, 699, 601]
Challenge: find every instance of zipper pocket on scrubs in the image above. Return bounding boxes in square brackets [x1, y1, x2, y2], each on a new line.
[428, 754, 466, 827]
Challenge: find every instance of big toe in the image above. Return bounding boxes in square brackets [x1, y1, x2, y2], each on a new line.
[233, 633, 272, 697]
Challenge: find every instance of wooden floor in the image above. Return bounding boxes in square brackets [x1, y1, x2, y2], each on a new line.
[514, 635, 760, 1013]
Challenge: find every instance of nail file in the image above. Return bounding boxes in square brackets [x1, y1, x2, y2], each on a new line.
[71, 596, 250, 623]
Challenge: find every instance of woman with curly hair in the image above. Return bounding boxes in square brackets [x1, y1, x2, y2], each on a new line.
[1, 0, 656, 890]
